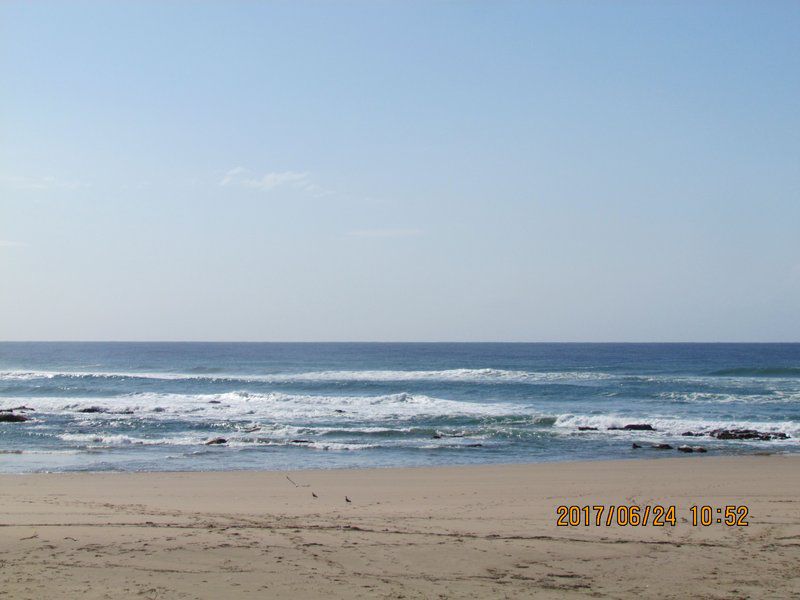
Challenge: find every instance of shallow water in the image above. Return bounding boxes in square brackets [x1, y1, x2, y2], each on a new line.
[1, 342, 798, 472]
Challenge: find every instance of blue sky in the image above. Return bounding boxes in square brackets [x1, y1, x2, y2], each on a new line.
[1, 1, 798, 341]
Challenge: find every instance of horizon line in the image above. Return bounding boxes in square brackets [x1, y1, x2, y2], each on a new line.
[1, 340, 799, 345]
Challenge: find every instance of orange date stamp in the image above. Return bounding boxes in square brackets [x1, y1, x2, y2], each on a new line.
[556, 505, 749, 527]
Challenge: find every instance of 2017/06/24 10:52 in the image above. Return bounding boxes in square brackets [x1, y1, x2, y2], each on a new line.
[555, 505, 749, 527]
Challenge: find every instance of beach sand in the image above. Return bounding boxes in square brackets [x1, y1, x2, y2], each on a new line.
[1, 455, 798, 599]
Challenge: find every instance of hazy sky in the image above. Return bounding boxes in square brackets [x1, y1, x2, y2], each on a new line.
[1, 1, 798, 342]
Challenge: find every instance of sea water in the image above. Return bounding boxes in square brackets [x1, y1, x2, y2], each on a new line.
[0, 342, 798, 473]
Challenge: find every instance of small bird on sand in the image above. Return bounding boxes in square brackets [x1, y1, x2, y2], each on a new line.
[345, 496, 351, 503]
[312, 492, 318, 498]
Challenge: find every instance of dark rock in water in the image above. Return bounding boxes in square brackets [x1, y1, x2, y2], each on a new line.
[77, 406, 107, 413]
[708, 428, 789, 441]
[334, 409, 345, 413]
[432, 433, 443, 439]
[0, 413, 28, 422]
[578, 426, 598, 431]
[633, 442, 671, 450]
[609, 424, 655, 431]
[291, 439, 312, 444]
[677, 445, 694, 453]
[465, 443, 484, 448]
[679, 429, 784, 441]
[208, 400, 221, 404]
[693, 447, 707, 453]
[0, 406, 35, 412]
[205, 437, 227, 445]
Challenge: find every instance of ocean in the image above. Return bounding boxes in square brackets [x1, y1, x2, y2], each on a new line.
[0, 342, 798, 473]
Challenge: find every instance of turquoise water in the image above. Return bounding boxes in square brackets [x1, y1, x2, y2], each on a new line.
[1, 343, 798, 472]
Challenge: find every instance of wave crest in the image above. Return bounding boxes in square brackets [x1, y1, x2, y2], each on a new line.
[1, 391, 536, 422]
[0, 368, 611, 385]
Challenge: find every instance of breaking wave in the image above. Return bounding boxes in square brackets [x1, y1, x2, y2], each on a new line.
[0, 368, 612, 385]
[0, 391, 537, 422]
[554, 414, 800, 439]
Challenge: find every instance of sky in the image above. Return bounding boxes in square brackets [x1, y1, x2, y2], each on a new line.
[1, 1, 799, 342]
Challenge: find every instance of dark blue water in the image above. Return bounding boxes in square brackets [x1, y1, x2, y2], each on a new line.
[1, 343, 798, 472]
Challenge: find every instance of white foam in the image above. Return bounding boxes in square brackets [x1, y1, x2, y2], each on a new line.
[554, 414, 800, 439]
[0, 368, 612, 385]
[659, 390, 800, 404]
[54, 432, 468, 452]
[58, 433, 199, 446]
[1, 391, 536, 422]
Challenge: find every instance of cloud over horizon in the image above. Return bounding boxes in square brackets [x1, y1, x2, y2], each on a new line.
[219, 167, 331, 197]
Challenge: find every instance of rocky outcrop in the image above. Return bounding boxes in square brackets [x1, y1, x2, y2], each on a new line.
[205, 437, 227, 445]
[682, 429, 789, 441]
[0, 406, 32, 422]
[631, 442, 673, 450]
[0, 413, 28, 422]
[708, 429, 788, 441]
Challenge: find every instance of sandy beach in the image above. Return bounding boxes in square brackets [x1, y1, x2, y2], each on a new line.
[1, 455, 798, 599]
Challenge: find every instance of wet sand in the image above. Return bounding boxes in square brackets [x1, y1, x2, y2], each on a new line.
[1, 455, 799, 599]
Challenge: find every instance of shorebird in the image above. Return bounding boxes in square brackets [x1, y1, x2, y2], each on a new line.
[345, 496, 351, 503]
[312, 492, 318, 498]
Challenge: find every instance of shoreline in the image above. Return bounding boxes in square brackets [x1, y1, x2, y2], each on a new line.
[3, 452, 796, 477]
[1, 448, 795, 477]
[2, 454, 799, 598]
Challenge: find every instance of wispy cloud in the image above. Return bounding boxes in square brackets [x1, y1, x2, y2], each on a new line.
[347, 228, 424, 239]
[220, 167, 331, 197]
[0, 174, 89, 191]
